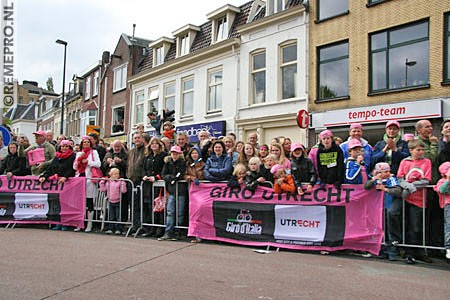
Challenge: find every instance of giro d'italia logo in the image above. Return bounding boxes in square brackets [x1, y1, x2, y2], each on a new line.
[225, 209, 262, 235]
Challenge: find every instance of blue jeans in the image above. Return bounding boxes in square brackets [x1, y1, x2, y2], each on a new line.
[445, 204, 450, 249]
[165, 193, 185, 235]
[108, 202, 122, 231]
[405, 202, 425, 256]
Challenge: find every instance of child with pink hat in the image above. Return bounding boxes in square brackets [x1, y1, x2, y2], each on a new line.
[433, 161, 450, 259]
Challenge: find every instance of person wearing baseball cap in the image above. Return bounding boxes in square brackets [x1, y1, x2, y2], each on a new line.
[290, 142, 316, 195]
[344, 139, 367, 184]
[372, 120, 410, 175]
[17, 129, 56, 176]
[158, 143, 187, 241]
[340, 123, 374, 174]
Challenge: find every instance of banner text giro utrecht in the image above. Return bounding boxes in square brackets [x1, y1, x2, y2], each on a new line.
[188, 183, 384, 255]
[0, 176, 86, 228]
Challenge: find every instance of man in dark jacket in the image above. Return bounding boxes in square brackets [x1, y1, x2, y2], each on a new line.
[372, 120, 410, 175]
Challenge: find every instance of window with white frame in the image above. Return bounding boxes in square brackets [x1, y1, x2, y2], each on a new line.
[148, 86, 159, 117]
[267, 0, 286, 15]
[85, 76, 91, 100]
[280, 42, 297, 99]
[208, 68, 223, 112]
[155, 46, 164, 66]
[182, 77, 194, 117]
[216, 16, 228, 42]
[180, 34, 189, 56]
[164, 82, 176, 111]
[135, 91, 145, 125]
[112, 106, 125, 133]
[113, 64, 127, 92]
[251, 51, 266, 104]
[80, 110, 97, 135]
[93, 70, 99, 97]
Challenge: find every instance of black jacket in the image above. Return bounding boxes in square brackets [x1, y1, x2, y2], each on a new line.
[291, 156, 317, 187]
[162, 156, 186, 194]
[142, 151, 166, 201]
[317, 142, 345, 186]
[102, 148, 128, 177]
[0, 152, 30, 176]
[41, 152, 76, 179]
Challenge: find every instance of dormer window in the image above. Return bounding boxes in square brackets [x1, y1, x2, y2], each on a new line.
[267, 0, 286, 16]
[172, 24, 200, 58]
[155, 47, 164, 66]
[216, 17, 228, 41]
[149, 37, 174, 67]
[207, 4, 240, 44]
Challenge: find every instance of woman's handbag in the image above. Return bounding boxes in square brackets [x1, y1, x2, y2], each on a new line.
[153, 189, 166, 212]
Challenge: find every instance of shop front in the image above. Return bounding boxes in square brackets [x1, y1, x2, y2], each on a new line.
[309, 98, 445, 147]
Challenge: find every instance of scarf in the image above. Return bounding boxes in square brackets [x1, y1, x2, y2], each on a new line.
[55, 149, 73, 160]
[383, 133, 401, 165]
[76, 148, 92, 174]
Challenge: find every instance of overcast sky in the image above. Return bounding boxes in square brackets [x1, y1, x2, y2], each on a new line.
[16, 0, 247, 93]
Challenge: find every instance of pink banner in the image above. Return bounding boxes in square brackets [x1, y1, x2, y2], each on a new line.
[0, 176, 86, 228]
[188, 183, 384, 255]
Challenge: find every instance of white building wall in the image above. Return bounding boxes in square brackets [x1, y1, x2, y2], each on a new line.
[237, 12, 309, 144]
[131, 51, 239, 135]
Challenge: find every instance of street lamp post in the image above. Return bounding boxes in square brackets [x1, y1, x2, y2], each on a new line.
[56, 39, 67, 135]
[405, 58, 417, 87]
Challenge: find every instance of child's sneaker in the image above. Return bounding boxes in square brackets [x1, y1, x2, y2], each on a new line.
[446, 249, 450, 259]
[114, 230, 121, 235]
[405, 256, 416, 264]
[61, 226, 68, 231]
[157, 234, 177, 241]
[52, 225, 61, 230]
[105, 230, 113, 234]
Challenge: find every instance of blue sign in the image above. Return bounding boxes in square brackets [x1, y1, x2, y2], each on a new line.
[176, 120, 226, 143]
[0, 126, 12, 146]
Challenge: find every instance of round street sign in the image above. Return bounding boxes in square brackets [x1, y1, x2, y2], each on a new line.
[296, 109, 309, 129]
[0, 126, 12, 146]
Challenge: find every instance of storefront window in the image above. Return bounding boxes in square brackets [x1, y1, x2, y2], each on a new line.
[317, 41, 349, 101]
[370, 20, 429, 92]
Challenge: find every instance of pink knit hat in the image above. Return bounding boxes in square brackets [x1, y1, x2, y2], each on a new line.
[373, 162, 391, 175]
[439, 162, 450, 176]
[270, 164, 284, 174]
[350, 123, 363, 130]
[319, 130, 333, 139]
[59, 140, 72, 147]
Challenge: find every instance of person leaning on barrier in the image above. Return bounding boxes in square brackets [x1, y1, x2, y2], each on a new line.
[184, 146, 205, 186]
[0, 141, 30, 178]
[203, 140, 233, 182]
[258, 154, 276, 186]
[126, 132, 146, 234]
[397, 139, 432, 264]
[73, 135, 102, 233]
[39, 140, 76, 231]
[433, 162, 450, 260]
[364, 162, 402, 261]
[18, 130, 56, 176]
[141, 137, 166, 238]
[290, 143, 316, 195]
[158, 145, 186, 241]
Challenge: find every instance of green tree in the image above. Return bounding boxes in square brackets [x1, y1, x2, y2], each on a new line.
[46, 77, 54, 92]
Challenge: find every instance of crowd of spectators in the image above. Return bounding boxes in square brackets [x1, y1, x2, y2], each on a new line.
[1, 118, 450, 264]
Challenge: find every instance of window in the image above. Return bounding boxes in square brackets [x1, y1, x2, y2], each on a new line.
[155, 47, 164, 66]
[164, 82, 175, 111]
[85, 76, 91, 100]
[445, 13, 450, 83]
[251, 51, 266, 104]
[216, 16, 228, 41]
[80, 110, 96, 135]
[182, 77, 194, 117]
[370, 20, 429, 92]
[318, 41, 349, 100]
[93, 70, 99, 97]
[180, 34, 189, 56]
[267, 0, 285, 15]
[318, 0, 348, 21]
[208, 68, 223, 112]
[113, 64, 127, 92]
[135, 91, 144, 124]
[280, 43, 297, 99]
[148, 86, 159, 116]
[112, 106, 125, 133]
